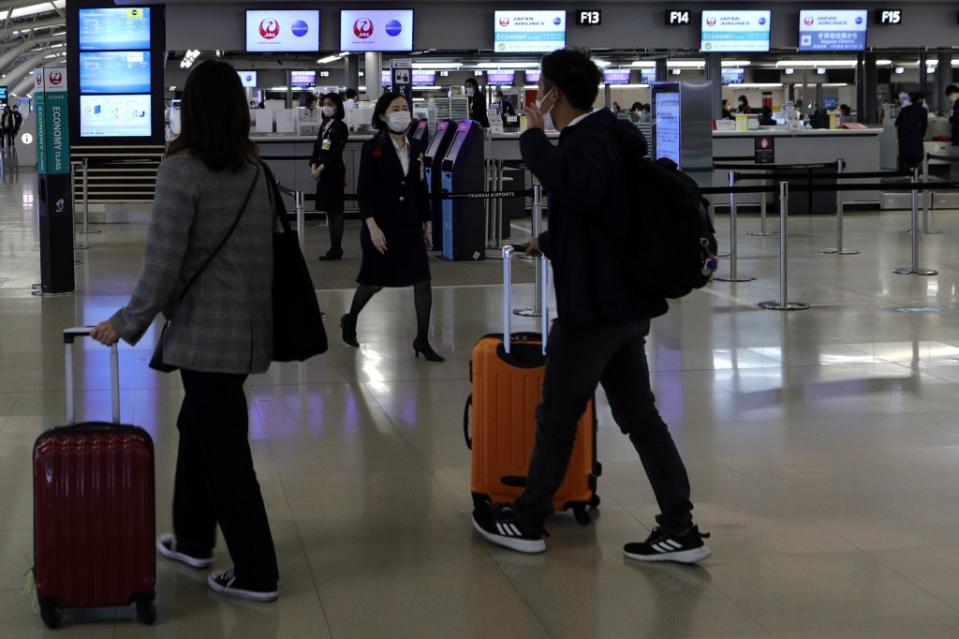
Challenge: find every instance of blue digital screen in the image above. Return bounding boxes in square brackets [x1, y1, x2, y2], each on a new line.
[80, 51, 151, 94]
[78, 7, 151, 51]
[799, 11, 868, 52]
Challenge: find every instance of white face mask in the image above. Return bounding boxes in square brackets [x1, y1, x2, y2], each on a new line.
[387, 111, 411, 133]
[321, 106, 335, 119]
[536, 89, 556, 130]
[465, 87, 475, 97]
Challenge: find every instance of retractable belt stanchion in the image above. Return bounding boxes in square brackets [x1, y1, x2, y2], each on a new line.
[921, 157, 940, 235]
[759, 182, 810, 311]
[748, 175, 777, 237]
[294, 190, 306, 253]
[70, 162, 83, 266]
[715, 171, 755, 282]
[821, 158, 859, 255]
[514, 182, 544, 318]
[894, 168, 938, 276]
[74, 159, 91, 250]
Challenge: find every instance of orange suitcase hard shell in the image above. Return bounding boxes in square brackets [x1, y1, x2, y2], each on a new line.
[464, 248, 600, 524]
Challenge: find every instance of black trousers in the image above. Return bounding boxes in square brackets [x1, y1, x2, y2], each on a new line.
[174, 369, 279, 587]
[514, 319, 694, 532]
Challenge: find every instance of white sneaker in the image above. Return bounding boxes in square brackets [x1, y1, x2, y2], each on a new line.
[157, 533, 214, 569]
[207, 569, 278, 603]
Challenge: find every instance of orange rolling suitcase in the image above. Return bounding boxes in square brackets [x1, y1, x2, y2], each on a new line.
[464, 246, 600, 524]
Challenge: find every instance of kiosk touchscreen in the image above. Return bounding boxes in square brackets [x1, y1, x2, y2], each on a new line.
[440, 120, 485, 261]
[410, 118, 429, 154]
[424, 119, 456, 252]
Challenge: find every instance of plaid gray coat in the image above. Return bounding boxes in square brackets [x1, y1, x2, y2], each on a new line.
[111, 153, 275, 374]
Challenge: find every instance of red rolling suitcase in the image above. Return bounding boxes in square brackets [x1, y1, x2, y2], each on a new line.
[33, 328, 156, 629]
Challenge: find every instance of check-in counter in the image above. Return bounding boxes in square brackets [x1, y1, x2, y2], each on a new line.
[712, 128, 884, 209]
[252, 134, 373, 212]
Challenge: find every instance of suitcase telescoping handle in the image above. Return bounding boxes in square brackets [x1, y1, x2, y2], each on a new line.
[63, 327, 120, 426]
[501, 245, 549, 355]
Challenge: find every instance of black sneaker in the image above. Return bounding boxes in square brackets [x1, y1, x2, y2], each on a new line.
[472, 506, 546, 554]
[207, 569, 278, 603]
[157, 533, 214, 569]
[624, 526, 712, 564]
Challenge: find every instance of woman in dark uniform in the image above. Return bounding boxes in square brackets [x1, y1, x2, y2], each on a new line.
[311, 93, 349, 260]
[340, 92, 444, 362]
[464, 78, 490, 128]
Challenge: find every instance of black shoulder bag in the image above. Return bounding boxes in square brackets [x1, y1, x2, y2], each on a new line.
[260, 161, 328, 361]
[149, 166, 261, 372]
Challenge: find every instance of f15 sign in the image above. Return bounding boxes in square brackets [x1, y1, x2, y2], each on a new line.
[875, 9, 902, 25]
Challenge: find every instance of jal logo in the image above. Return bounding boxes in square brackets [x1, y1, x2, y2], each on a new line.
[291, 20, 309, 37]
[758, 16, 767, 26]
[354, 19, 374, 39]
[499, 16, 510, 27]
[55, 198, 65, 212]
[385, 19, 403, 37]
[804, 16, 815, 26]
[259, 19, 280, 40]
[553, 16, 561, 25]
[48, 71, 63, 86]
[706, 17, 717, 26]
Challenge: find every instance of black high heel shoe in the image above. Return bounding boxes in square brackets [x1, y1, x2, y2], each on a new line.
[318, 249, 344, 262]
[413, 340, 445, 363]
[341, 313, 359, 348]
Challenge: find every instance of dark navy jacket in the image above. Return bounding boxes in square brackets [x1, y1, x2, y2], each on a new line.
[896, 103, 928, 164]
[520, 108, 668, 328]
[357, 131, 431, 228]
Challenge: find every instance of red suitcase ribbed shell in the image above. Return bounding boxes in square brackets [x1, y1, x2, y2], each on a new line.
[33, 424, 156, 609]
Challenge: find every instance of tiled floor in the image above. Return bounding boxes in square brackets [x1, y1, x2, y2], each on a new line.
[4, 156, 959, 637]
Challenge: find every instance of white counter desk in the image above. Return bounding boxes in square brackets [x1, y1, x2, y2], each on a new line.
[712, 128, 884, 208]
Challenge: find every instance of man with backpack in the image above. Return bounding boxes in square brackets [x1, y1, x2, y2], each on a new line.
[472, 47, 711, 563]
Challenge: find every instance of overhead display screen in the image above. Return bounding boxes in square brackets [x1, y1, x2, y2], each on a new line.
[80, 94, 151, 137]
[603, 70, 631, 85]
[640, 69, 657, 84]
[290, 70, 316, 87]
[78, 7, 151, 51]
[525, 70, 541, 84]
[412, 71, 436, 86]
[701, 11, 771, 52]
[654, 89, 681, 166]
[487, 71, 515, 84]
[340, 10, 414, 52]
[79, 51, 151, 94]
[246, 10, 320, 53]
[721, 69, 745, 85]
[799, 10, 868, 51]
[494, 11, 566, 53]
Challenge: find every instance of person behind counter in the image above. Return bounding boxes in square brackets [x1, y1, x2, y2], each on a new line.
[839, 104, 854, 124]
[721, 99, 733, 120]
[464, 77, 490, 128]
[946, 85, 959, 146]
[340, 92, 444, 363]
[737, 95, 752, 115]
[344, 88, 359, 110]
[311, 93, 350, 261]
[896, 92, 928, 170]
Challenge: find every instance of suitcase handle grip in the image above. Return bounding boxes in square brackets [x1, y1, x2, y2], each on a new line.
[63, 327, 120, 425]
[463, 395, 472, 450]
[500, 475, 527, 488]
[502, 246, 548, 356]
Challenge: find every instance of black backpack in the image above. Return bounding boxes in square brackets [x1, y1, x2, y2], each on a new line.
[616, 149, 718, 299]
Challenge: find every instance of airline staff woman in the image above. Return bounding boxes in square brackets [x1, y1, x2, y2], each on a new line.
[311, 92, 350, 260]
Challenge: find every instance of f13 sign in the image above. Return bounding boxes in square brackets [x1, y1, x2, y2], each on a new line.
[246, 10, 320, 53]
[799, 10, 868, 51]
[494, 11, 566, 53]
[340, 10, 414, 52]
[701, 11, 771, 52]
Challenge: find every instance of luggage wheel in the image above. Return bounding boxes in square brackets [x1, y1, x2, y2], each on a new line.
[589, 495, 601, 509]
[573, 504, 591, 526]
[136, 598, 157, 625]
[40, 602, 63, 629]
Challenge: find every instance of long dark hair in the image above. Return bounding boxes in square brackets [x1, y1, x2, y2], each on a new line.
[167, 60, 258, 172]
[370, 91, 406, 131]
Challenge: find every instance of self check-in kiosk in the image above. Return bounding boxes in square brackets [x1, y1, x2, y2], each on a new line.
[440, 120, 485, 261]
[410, 118, 429, 154]
[423, 119, 456, 253]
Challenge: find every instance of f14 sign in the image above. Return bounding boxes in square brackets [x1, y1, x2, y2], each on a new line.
[245, 10, 319, 53]
[340, 10, 414, 52]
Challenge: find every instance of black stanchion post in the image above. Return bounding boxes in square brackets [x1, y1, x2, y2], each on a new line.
[759, 181, 810, 311]
[294, 190, 305, 252]
[920, 157, 941, 235]
[894, 168, 938, 276]
[821, 158, 859, 255]
[716, 171, 755, 283]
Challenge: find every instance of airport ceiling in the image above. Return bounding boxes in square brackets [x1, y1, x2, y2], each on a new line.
[0, 1, 67, 86]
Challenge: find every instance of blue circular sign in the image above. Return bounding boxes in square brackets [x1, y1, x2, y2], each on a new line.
[758, 17, 767, 26]
[291, 20, 309, 37]
[553, 17, 562, 25]
[855, 16, 863, 25]
[385, 19, 403, 36]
